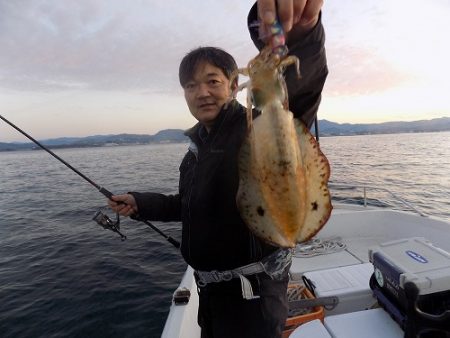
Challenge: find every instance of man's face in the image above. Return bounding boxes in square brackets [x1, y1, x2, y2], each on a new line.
[183, 62, 236, 131]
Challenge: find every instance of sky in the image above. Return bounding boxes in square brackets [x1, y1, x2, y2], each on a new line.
[1, 0, 450, 142]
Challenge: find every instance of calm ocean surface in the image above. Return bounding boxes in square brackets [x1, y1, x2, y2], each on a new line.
[1, 132, 449, 337]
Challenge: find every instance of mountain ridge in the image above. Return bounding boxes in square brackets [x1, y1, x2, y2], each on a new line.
[319, 117, 450, 135]
[1, 117, 449, 152]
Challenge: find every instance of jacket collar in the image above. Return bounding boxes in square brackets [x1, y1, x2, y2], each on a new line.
[184, 99, 242, 145]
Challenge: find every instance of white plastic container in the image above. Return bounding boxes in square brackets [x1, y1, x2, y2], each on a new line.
[324, 308, 403, 338]
[290, 309, 404, 338]
[303, 263, 376, 315]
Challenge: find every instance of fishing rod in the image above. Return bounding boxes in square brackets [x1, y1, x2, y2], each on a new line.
[0, 114, 180, 249]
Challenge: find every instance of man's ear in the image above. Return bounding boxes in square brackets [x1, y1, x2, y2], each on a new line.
[230, 79, 239, 98]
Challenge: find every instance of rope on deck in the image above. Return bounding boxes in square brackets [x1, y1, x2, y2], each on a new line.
[294, 237, 347, 258]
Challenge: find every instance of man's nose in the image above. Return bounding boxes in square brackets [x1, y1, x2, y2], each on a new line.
[196, 83, 211, 97]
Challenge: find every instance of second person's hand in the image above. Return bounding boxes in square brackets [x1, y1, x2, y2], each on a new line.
[257, 0, 324, 40]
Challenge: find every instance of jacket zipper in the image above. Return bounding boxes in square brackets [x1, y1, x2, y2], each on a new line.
[186, 150, 198, 262]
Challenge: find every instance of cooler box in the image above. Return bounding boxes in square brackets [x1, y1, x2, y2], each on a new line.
[369, 237, 450, 336]
[303, 263, 376, 315]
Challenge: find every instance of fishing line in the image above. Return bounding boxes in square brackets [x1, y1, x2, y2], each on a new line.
[0, 114, 180, 248]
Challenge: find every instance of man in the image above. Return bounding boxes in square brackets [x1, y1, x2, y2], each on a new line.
[109, 1, 327, 337]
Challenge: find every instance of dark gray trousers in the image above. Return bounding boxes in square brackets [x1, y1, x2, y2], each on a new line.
[197, 273, 289, 338]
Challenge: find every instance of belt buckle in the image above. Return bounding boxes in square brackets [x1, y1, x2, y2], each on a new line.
[221, 270, 233, 281]
[209, 270, 233, 283]
[209, 270, 221, 282]
[196, 269, 234, 287]
[208, 270, 223, 282]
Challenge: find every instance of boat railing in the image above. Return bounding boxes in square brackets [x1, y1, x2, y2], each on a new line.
[328, 183, 427, 217]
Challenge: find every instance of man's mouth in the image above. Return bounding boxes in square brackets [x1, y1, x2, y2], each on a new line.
[198, 102, 216, 109]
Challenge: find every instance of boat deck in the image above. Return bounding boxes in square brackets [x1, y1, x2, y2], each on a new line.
[161, 204, 450, 338]
[292, 205, 450, 275]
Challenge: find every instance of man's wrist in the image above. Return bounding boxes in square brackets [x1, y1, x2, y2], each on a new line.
[286, 12, 321, 44]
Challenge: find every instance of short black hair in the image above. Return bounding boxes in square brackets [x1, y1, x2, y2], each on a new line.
[179, 47, 238, 87]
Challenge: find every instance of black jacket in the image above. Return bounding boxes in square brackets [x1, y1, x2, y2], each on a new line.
[131, 12, 328, 272]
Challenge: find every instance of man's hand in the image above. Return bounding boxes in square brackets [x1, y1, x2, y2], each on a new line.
[107, 194, 138, 217]
[257, 0, 323, 39]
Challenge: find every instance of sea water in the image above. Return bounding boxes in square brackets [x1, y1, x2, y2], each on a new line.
[0, 132, 449, 337]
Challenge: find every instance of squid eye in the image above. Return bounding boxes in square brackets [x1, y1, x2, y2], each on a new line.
[251, 88, 265, 108]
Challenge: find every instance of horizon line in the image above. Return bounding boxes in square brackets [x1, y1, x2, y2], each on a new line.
[1, 115, 449, 143]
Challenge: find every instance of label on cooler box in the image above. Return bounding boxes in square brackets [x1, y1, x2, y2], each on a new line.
[372, 252, 406, 308]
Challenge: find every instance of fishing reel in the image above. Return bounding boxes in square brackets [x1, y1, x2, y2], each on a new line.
[93, 208, 127, 241]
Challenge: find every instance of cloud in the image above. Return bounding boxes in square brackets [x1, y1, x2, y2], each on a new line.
[0, 1, 255, 93]
[324, 43, 413, 96]
[0, 1, 169, 91]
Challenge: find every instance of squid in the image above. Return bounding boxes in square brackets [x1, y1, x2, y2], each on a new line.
[235, 42, 332, 248]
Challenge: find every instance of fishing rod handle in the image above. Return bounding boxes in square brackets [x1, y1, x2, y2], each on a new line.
[99, 187, 128, 207]
[99, 187, 114, 200]
[100, 188, 129, 208]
